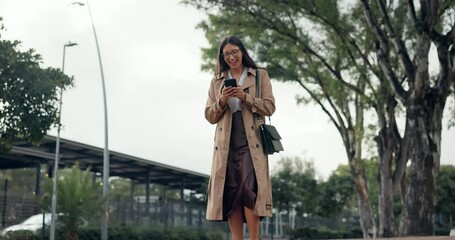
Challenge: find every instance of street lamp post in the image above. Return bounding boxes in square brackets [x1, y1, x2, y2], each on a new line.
[50, 41, 77, 240]
[72, 2, 110, 239]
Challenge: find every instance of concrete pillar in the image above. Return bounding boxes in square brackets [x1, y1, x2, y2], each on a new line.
[130, 181, 135, 223]
[35, 164, 41, 196]
[34, 164, 41, 213]
[180, 178, 184, 224]
[2, 179, 8, 227]
[145, 169, 150, 218]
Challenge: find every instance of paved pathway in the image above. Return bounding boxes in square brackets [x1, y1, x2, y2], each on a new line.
[343, 237, 455, 240]
[260, 237, 455, 240]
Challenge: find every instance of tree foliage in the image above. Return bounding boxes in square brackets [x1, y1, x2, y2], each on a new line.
[318, 165, 356, 218]
[40, 164, 105, 240]
[0, 168, 39, 197]
[184, 0, 455, 236]
[271, 156, 319, 216]
[184, 0, 380, 235]
[0, 17, 73, 152]
[436, 165, 455, 227]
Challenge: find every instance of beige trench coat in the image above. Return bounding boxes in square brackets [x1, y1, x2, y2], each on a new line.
[204, 68, 275, 221]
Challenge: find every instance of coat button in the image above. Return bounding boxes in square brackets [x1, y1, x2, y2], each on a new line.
[256, 144, 260, 148]
[215, 146, 218, 150]
[219, 127, 222, 131]
[251, 126, 254, 129]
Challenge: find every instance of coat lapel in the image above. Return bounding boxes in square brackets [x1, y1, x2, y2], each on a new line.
[240, 68, 257, 90]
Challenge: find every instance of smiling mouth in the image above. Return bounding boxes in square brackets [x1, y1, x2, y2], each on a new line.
[228, 59, 238, 64]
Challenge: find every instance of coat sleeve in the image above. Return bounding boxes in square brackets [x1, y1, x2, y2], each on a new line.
[204, 77, 225, 124]
[244, 68, 275, 117]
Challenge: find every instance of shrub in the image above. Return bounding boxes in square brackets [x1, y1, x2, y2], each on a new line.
[77, 225, 223, 240]
[288, 227, 363, 239]
[2, 230, 39, 240]
[2, 224, 224, 240]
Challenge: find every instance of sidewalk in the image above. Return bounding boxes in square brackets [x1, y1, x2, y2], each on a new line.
[343, 237, 455, 240]
[258, 237, 455, 240]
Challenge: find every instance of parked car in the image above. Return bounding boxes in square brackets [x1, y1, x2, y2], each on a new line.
[1, 213, 52, 236]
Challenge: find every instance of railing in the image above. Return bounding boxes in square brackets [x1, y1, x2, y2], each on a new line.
[0, 195, 38, 227]
[2, 194, 450, 238]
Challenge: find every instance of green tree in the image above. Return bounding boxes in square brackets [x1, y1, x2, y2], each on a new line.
[109, 177, 134, 198]
[0, 168, 40, 198]
[318, 165, 356, 218]
[436, 165, 455, 228]
[359, 1, 454, 236]
[184, 0, 455, 236]
[0, 167, 43, 224]
[41, 164, 105, 240]
[0, 18, 73, 152]
[184, 0, 380, 236]
[187, 179, 208, 205]
[271, 156, 319, 216]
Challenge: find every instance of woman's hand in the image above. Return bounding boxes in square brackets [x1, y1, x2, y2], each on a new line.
[219, 86, 235, 108]
[232, 87, 246, 102]
[220, 87, 245, 107]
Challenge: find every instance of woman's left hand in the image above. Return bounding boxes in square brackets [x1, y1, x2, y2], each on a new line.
[232, 87, 246, 102]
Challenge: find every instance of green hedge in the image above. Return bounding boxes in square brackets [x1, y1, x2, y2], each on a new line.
[1, 225, 223, 240]
[2, 230, 37, 240]
[80, 225, 224, 240]
[287, 227, 363, 239]
[435, 228, 451, 236]
[288, 227, 453, 239]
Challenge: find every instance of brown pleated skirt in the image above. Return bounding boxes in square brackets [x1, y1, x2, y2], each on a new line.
[223, 111, 258, 222]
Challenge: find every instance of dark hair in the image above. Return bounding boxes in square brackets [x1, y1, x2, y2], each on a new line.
[215, 36, 257, 75]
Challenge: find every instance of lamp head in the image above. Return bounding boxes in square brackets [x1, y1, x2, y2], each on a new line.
[65, 42, 78, 47]
[71, 2, 85, 6]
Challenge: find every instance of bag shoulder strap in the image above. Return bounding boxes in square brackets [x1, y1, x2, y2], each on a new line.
[254, 68, 271, 123]
[255, 68, 260, 98]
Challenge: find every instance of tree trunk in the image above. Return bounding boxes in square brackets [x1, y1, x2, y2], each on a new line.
[378, 162, 394, 237]
[399, 91, 444, 236]
[332, 85, 377, 238]
[64, 228, 79, 240]
[351, 164, 376, 239]
[375, 95, 399, 237]
[346, 86, 376, 238]
[376, 129, 395, 237]
[397, 10, 453, 232]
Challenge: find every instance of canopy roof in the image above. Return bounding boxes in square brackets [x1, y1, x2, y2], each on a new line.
[1, 135, 208, 191]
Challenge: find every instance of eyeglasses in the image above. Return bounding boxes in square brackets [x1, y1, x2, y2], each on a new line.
[221, 49, 240, 58]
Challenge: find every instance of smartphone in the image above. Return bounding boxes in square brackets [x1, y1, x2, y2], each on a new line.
[224, 78, 237, 87]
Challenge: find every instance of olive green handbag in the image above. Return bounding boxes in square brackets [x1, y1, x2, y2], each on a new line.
[255, 69, 284, 155]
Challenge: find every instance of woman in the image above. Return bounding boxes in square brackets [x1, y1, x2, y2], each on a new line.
[204, 36, 275, 240]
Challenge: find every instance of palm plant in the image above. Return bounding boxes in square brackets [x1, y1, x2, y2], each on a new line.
[41, 163, 105, 240]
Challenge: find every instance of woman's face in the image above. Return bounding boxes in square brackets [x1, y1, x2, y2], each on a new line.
[222, 43, 243, 70]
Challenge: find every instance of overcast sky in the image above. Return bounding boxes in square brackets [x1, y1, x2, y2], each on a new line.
[1, 0, 454, 179]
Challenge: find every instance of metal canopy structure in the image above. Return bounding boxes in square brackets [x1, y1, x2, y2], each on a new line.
[1, 135, 208, 191]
